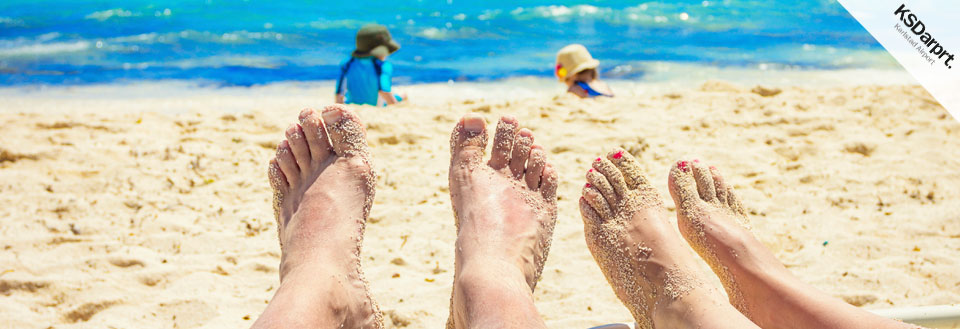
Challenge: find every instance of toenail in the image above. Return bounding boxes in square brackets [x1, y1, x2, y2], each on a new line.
[693, 159, 700, 163]
[677, 160, 690, 172]
[462, 115, 484, 133]
[322, 108, 343, 124]
[709, 165, 716, 170]
[595, 157, 602, 162]
[612, 151, 624, 159]
[585, 183, 591, 188]
[588, 168, 594, 173]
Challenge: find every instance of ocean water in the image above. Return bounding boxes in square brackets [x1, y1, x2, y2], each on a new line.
[0, 0, 897, 86]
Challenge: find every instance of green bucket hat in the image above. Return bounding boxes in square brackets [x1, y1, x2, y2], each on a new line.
[353, 24, 400, 58]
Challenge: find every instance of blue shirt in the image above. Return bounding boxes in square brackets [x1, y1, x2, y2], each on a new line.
[337, 56, 393, 106]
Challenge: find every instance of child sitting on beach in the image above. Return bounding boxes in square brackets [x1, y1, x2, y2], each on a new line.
[335, 24, 404, 106]
[555, 44, 613, 98]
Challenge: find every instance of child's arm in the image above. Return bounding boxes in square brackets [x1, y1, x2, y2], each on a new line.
[379, 91, 399, 104]
[567, 83, 589, 98]
[378, 61, 402, 105]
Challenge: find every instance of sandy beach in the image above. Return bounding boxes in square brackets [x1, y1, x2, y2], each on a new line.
[1, 79, 958, 328]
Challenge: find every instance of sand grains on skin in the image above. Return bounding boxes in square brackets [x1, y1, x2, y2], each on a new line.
[445, 114, 559, 329]
[579, 149, 699, 329]
[667, 160, 751, 316]
[259, 105, 382, 329]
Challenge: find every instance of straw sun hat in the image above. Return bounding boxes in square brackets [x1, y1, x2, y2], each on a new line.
[555, 44, 600, 82]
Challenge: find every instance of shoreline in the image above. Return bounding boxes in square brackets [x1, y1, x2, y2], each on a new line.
[0, 64, 915, 113]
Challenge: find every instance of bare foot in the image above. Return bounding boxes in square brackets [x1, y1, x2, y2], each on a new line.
[446, 114, 559, 329]
[254, 106, 382, 329]
[579, 150, 759, 329]
[669, 160, 921, 329]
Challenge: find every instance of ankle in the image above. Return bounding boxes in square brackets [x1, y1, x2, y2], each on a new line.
[456, 256, 528, 286]
[652, 288, 757, 329]
[451, 263, 544, 329]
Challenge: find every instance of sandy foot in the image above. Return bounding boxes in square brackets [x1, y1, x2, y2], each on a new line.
[254, 106, 382, 328]
[445, 114, 559, 329]
[668, 160, 922, 329]
[579, 150, 759, 329]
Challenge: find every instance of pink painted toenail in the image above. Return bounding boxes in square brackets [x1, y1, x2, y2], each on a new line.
[693, 159, 700, 163]
[585, 183, 592, 188]
[595, 157, 602, 162]
[677, 160, 690, 172]
[588, 168, 594, 173]
[709, 165, 716, 170]
[612, 151, 623, 159]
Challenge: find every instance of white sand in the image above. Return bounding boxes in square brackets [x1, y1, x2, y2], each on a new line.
[0, 78, 958, 328]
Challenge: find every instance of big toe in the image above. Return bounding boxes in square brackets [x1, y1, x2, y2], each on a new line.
[606, 148, 650, 190]
[322, 105, 369, 158]
[668, 160, 701, 210]
[449, 113, 488, 170]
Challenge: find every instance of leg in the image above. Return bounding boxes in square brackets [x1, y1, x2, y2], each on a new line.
[668, 159, 923, 329]
[253, 106, 383, 329]
[579, 149, 760, 329]
[445, 114, 559, 329]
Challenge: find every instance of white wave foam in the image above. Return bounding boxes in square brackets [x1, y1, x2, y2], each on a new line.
[413, 27, 488, 40]
[508, 4, 742, 30]
[0, 17, 26, 27]
[0, 41, 90, 57]
[85, 8, 139, 21]
[303, 19, 368, 30]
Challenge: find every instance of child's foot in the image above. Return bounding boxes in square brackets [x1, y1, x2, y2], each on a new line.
[446, 114, 559, 329]
[254, 106, 382, 329]
[669, 160, 921, 329]
[579, 150, 759, 329]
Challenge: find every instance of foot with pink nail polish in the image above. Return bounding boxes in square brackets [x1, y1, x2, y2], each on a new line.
[668, 159, 921, 329]
[445, 114, 559, 329]
[254, 105, 382, 329]
[579, 150, 760, 329]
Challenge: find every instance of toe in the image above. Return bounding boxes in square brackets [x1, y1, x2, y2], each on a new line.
[607, 148, 650, 189]
[592, 156, 630, 201]
[509, 129, 533, 179]
[276, 140, 300, 189]
[727, 186, 747, 216]
[579, 196, 603, 228]
[524, 145, 547, 189]
[285, 124, 311, 174]
[692, 160, 718, 203]
[586, 169, 618, 209]
[710, 166, 728, 205]
[488, 116, 518, 170]
[667, 160, 700, 209]
[299, 108, 332, 164]
[268, 158, 288, 195]
[583, 185, 613, 221]
[539, 164, 558, 200]
[449, 113, 488, 169]
[322, 105, 369, 158]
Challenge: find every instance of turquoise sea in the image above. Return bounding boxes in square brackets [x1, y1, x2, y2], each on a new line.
[0, 0, 895, 86]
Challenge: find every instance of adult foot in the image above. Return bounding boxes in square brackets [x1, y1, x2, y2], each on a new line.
[446, 114, 559, 329]
[579, 149, 759, 329]
[253, 105, 382, 329]
[669, 160, 920, 329]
